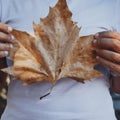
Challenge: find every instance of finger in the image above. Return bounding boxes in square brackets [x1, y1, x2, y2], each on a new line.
[0, 51, 8, 58]
[0, 43, 13, 51]
[0, 32, 15, 43]
[96, 56, 120, 73]
[93, 38, 120, 52]
[0, 23, 12, 33]
[93, 37, 113, 49]
[95, 31, 120, 40]
[96, 49, 120, 64]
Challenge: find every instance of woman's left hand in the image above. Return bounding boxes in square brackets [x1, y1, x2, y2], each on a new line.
[93, 31, 120, 74]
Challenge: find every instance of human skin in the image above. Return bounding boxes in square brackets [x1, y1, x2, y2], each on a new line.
[94, 31, 120, 93]
[0, 23, 16, 58]
[0, 23, 16, 89]
[1, 23, 120, 74]
[94, 31, 120, 74]
[0, 23, 120, 91]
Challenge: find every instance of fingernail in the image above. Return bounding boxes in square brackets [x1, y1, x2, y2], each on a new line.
[11, 35, 15, 40]
[96, 49, 99, 52]
[8, 26, 13, 32]
[93, 39, 97, 45]
[10, 44, 13, 48]
[9, 35, 15, 40]
[4, 51, 8, 56]
[96, 56, 99, 59]
[95, 33, 99, 38]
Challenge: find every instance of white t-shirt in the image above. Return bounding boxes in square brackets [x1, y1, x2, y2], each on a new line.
[1, 0, 119, 120]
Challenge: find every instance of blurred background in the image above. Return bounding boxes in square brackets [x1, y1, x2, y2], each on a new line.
[111, 90, 120, 120]
[0, 77, 9, 119]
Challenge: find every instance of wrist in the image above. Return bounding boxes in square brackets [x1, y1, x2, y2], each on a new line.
[0, 57, 7, 90]
[110, 73, 120, 94]
[0, 57, 6, 62]
[0, 57, 7, 68]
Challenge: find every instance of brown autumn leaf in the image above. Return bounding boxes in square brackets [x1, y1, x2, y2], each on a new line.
[2, 0, 102, 85]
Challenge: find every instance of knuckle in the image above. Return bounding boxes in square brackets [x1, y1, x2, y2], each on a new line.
[112, 32, 120, 39]
[110, 52, 120, 64]
[4, 34, 11, 41]
[111, 53, 118, 61]
[110, 64, 120, 72]
[97, 38, 102, 46]
[110, 64, 117, 70]
[115, 55, 120, 62]
[4, 44, 12, 50]
[116, 65, 120, 72]
[112, 40, 120, 52]
[0, 44, 5, 50]
[0, 43, 12, 51]
[0, 32, 9, 41]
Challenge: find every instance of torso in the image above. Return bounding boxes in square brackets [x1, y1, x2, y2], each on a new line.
[1, 0, 118, 119]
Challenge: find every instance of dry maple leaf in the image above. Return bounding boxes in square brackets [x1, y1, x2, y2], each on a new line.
[2, 0, 102, 85]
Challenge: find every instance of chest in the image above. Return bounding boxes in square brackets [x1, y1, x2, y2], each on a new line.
[2, 0, 117, 35]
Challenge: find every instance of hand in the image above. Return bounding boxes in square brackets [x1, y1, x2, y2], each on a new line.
[0, 23, 15, 58]
[93, 31, 120, 74]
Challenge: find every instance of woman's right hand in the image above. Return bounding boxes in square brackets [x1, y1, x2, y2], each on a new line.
[0, 23, 15, 58]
